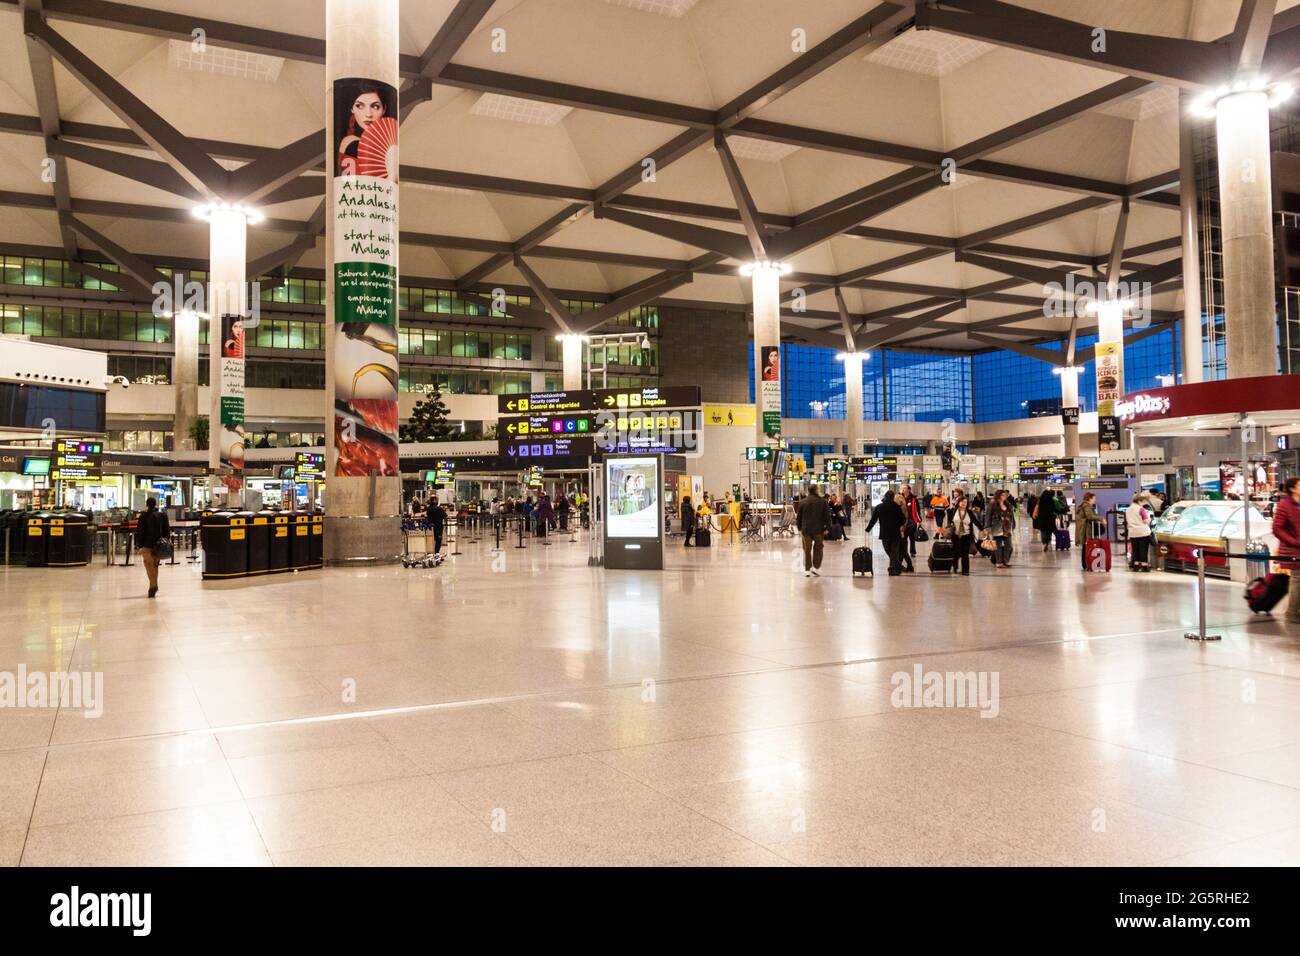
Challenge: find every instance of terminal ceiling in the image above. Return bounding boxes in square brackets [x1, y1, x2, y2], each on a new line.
[0, 0, 1297, 353]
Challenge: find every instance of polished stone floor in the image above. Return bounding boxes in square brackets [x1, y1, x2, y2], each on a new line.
[2, 524, 1299, 867]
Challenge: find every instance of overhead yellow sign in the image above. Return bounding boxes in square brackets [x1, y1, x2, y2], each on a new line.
[703, 403, 756, 427]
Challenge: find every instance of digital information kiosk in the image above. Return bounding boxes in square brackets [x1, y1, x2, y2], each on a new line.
[602, 453, 663, 570]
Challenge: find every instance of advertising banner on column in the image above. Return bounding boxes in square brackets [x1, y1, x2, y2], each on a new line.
[332, 77, 400, 478]
[1095, 341, 1121, 451]
[759, 345, 781, 436]
[218, 314, 245, 473]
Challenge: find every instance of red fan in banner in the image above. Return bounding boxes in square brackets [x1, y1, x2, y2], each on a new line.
[356, 116, 399, 181]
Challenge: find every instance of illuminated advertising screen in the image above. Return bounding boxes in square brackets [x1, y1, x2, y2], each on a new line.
[605, 456, 661, 540]
[22, 457, 51, 476]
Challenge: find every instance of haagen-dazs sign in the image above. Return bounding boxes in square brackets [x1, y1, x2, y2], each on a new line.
[1117, 394, 1171, 421]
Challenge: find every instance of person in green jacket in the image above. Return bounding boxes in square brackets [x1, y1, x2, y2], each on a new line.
[1074, 492, 1103, 546]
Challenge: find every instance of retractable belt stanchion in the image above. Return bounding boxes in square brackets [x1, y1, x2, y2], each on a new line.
[1184, 547, 1222, 642]
[515, 515, 527, 549]
[450, 517, 462, 556]
[494, 517, 502, 550]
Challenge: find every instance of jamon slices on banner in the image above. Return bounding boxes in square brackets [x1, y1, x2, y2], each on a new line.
[335, 403, 399, 477]
[348, 398, 398, 435]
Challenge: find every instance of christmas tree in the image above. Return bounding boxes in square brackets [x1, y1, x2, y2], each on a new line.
[399, 386, 453, 442]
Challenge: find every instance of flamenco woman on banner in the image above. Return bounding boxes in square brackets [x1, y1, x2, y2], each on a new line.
[335, 81, 399, 180]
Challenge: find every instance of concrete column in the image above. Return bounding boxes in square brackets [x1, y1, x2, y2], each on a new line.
[750, 262, 783, 447]
[1178, 91, 1204, 384]
[207, 205, 247, 504]
[325, 0, 402, 562]
[173, 308, 199, 451]
[1215, 89, 1277, 379]
[560, 334, 584, 390]
[842, 351, 864, 456]
[1059, 365, 1080, 457]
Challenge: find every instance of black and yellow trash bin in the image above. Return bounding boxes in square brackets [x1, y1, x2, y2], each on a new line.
[246, 511, 272, 576]
[288, 513, 312, 570]
[5, 510, 29, 565]
[47, 511, 91, 567]
[200, 511, 248, 580]
[308, 510, 324, 569]
[25, 512, 51, 567]
[268, 513, 291, 574]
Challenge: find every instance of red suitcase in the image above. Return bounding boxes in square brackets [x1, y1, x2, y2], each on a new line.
[1245, 573, 1289, 613]
[1083, 538, 1111, 572]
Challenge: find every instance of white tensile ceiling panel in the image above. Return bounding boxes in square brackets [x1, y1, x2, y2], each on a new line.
[598, 0, 702, 17]
[726, 136, 800, 163]
[865, 29, 995, 77]
[451, 0, 716, 110]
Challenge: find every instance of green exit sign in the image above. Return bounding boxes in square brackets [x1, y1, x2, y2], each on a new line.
[746, 447, 773, 461]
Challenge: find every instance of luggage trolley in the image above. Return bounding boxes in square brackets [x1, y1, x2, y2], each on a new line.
[401, 520, 443, 568]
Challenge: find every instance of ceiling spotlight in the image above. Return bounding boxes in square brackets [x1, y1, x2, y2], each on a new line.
[740, 260, 793, 277]
[192, 202, 265, 225]
[1190, 76, 1293, 118]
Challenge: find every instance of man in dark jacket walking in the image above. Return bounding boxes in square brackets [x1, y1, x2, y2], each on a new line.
[867, 491, 908, 576]
[795, 485, 833, 577]
[425, 494, 446, 555]
[134, 497, 170, 598]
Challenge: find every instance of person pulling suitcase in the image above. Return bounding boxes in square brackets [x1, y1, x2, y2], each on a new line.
[1271, 477, 1300, 623]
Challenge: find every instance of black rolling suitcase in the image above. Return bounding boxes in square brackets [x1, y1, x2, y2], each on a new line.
[928, 538, 956, 573]
[1245, 573, 1289, 613]
[852, 547, 872, 576]
[827, 522, 844, 542]
[695, 517, 712, 548]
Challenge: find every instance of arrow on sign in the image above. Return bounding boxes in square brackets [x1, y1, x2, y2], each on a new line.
[603, 396, 616, 406]
[506, 446, 517, 457]
[507, 423, 516, 434]
[506, 400, 517, 411]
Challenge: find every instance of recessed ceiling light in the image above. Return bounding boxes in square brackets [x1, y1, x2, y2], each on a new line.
[470, 93, 572, 127]
[168, 40, 284, 82]
[599, 0, 701, 17]
[725, 136, 800, 163]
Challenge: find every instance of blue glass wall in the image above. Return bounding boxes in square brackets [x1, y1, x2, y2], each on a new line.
[747, 343, 884, 419]
[748, 323, 1180, 427]
[886, 350, 971, 422]
[971, 323, 1180, 423]
[971, 344, 1062, 423]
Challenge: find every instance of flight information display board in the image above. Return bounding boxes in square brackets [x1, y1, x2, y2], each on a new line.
[499, 388, 702, 459]
[848, 456, 897, 480]
[51, 439, 102, 481]
[423, 459, 456, 486]
[592, 385, 701, 411]
[294, 452, 325, 481]
[1018, 457, 1075, 480]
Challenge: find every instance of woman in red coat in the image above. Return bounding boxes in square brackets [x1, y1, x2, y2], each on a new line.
[1272, 477, 1300, 623]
